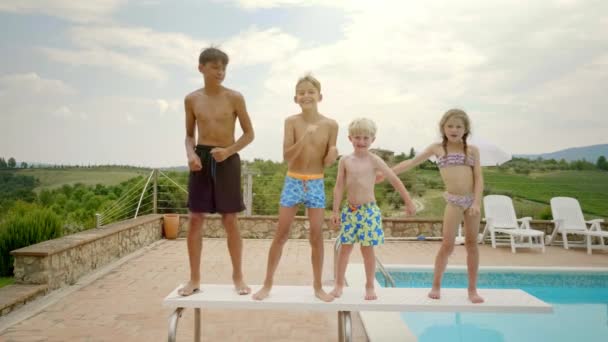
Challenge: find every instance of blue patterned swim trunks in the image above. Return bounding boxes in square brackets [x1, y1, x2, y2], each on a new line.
[279, 172, 326, 208]
[339, 202, 384, 246]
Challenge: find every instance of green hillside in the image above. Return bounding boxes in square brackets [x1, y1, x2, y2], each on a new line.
[415, 169, 608, 218]
[14, 167, 150, 191]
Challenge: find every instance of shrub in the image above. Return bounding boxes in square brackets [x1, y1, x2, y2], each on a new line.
[0, 202, 63, 276]
[539, 206, 552, 220]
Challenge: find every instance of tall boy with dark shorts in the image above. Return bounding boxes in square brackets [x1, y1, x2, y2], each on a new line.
[179, 47, 255, 296]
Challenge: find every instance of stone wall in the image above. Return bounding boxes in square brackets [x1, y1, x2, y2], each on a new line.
[173, 214, 570, 239]
[11, 215, 162, 289]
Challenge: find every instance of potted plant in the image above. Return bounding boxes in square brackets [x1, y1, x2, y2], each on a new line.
[163, 214, 180, 239]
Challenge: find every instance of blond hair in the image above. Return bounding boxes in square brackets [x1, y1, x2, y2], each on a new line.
[348, 118, 377, 138]
[439, 108, 471, 155]
[295, 74, 321, 93]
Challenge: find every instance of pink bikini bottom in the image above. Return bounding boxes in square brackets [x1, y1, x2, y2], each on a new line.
[443, 192, 474, 209]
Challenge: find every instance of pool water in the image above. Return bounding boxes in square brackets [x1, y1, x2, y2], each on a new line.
[377, 270, 608, 342]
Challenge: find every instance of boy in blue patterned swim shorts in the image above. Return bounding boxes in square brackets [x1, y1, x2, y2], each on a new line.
[253, 74, 339, 302]
[330, 118, 416, 300]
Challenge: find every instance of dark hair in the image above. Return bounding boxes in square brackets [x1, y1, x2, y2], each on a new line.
[198, 47, 229, 65]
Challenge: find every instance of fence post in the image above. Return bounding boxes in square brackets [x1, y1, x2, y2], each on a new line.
[243, 167, 254, 216]
[153, 169, 158, 214]
[96, 213, 101, 228]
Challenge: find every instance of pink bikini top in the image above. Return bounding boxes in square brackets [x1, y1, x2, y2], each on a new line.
[437, 153, 475, 168]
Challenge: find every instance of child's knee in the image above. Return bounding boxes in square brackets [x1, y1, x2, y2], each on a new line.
[308, 230, 323, 244]
[221, 213, 237, 226]
[189, 213, 205, 226]
[441, 242, 455, 255]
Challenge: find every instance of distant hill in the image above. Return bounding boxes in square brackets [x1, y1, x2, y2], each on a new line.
[13, 166, 149, 191]
[515, 144, 608, 162]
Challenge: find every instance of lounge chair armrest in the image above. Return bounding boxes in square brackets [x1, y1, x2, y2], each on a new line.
[586, 219, 604, 231]
[518, 217, 533, 229]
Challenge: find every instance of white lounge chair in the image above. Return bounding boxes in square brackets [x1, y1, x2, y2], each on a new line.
[482, 195, 545, 253]
[549, 197, 608, 254]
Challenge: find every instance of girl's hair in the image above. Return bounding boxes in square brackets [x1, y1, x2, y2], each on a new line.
[439, 108, 471, 156]
[348, 118, 377, 138]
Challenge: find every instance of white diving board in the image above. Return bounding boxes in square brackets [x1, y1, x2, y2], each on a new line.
[163, 284, 552, 342]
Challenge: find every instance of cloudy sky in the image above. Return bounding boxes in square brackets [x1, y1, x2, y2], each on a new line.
[1, 0, 606, 167]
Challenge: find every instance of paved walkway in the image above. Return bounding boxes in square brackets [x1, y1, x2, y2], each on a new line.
[0, 239, 606, 342]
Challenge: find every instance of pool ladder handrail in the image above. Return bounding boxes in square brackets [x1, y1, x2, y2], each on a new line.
[333, 238, 396, 288]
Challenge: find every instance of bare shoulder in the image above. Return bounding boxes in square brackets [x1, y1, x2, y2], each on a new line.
[428, 142, 444, 154]
[339, 153, 354, 166]
[184, 88, 203, 102]
[319, 115, 338, 128]
[467, 144, 480, 156]
[369, 152, 387, 166]
[285, 114, 301, 124]
[224, 87, 244, 101]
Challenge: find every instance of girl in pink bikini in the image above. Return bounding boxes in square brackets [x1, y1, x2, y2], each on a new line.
[390, 108, 484, 303]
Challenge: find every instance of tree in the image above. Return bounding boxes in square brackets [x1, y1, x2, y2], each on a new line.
[7, 157, 16, 168]
[597, 156, 608, 171]
[20, 162, 28, 168]
[409, 147, 415, 159]
[0, 158, 6, 168]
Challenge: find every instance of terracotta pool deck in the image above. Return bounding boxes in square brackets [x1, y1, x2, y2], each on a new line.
[0, 239, 606, 342]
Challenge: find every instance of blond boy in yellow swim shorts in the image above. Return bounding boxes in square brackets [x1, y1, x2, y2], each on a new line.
[330, 118, 416, 300]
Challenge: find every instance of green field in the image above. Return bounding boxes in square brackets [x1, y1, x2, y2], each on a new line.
[14, 167, 151, 192]
[414, 169, 608, 218]
[0, 277, 13, 288]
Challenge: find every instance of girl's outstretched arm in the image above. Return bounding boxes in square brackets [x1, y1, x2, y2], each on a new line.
[372, 155, 416, 216]
[392, 144, 437, 175]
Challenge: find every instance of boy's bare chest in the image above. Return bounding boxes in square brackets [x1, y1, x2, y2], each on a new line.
[346, 158, 375, 177]
[193, 97, 235, 123]
[295, 125, 329, 145]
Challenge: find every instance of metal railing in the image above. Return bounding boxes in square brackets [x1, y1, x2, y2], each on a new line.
[376, 256, 396, 288]
[334, 238, 396, 288]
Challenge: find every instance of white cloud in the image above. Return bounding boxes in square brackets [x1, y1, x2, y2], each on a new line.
[0, 0, 126, 23]
[223, 27, 299, 66]
[0, 73, 76, 119]
[52, 106, 73, 118]
[157, 99, 169, 116]
[42, 25, 300, 80]
[0, 72, 75, 96]
[3, 1, 608, 166]
[41, 46, 168, 82]
[230, 0, 348, 9]
[243, 0, 608, 159]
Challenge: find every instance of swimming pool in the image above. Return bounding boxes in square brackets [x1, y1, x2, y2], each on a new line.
[377, 267, 608, 342]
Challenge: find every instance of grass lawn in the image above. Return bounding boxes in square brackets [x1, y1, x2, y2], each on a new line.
[411, 169, 608, 219]
[0, 277, 14, 288]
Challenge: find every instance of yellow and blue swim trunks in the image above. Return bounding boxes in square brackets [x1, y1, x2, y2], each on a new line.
[339, 202, 384, 246]
[279, 172, 325, 208]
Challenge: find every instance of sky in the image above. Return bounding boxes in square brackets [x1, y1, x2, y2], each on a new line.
[0, 0, 607, 167]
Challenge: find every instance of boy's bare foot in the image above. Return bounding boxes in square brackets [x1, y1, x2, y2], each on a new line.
[234, 279, 251, 295]
[428, 287, 441, 300]
[365, 287, 377, 300]
[468, 290, 484, 304]
[252, 286, 271, 301]
[177, 281, 200, 296]
[315, 288, 335, 302]
[330, 286, 343, 298]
